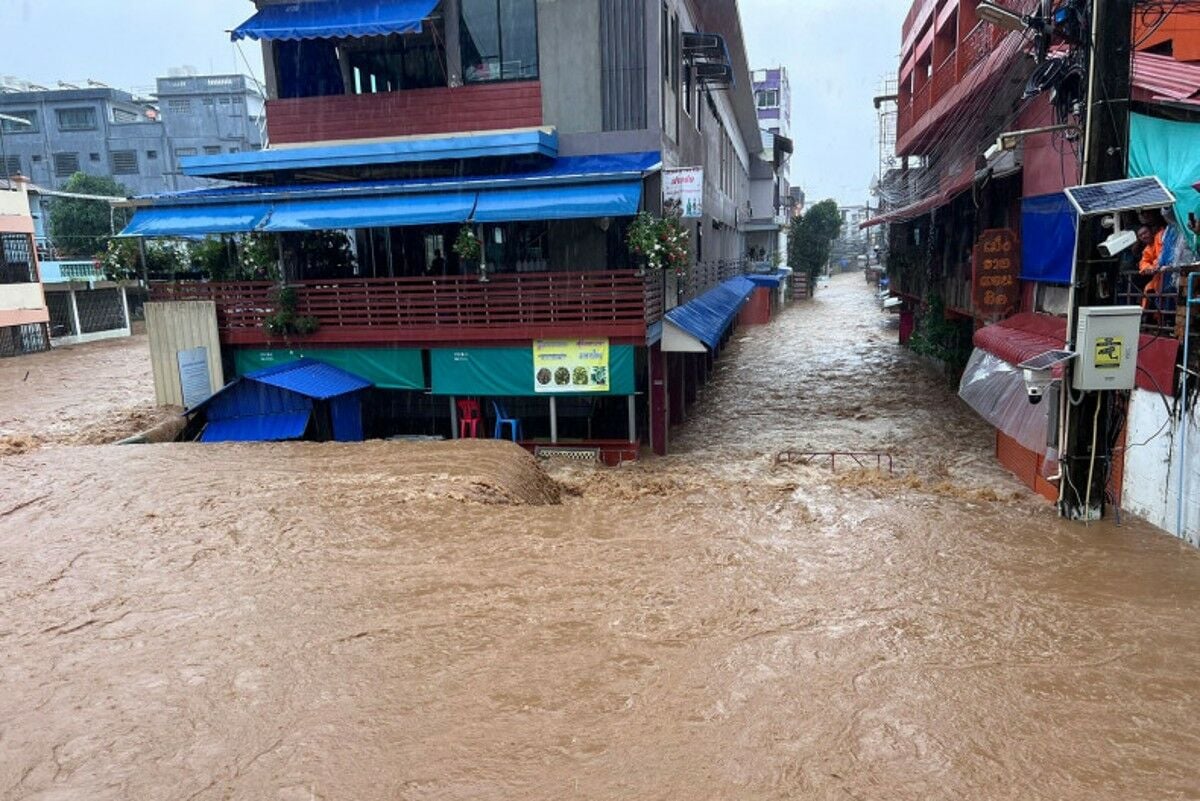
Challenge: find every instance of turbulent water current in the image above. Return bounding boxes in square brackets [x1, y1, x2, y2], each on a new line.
[2, 274, 1198, 800]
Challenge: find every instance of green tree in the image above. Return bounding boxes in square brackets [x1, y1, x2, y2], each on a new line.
[47, 173, 129, 257]
[788, 199, 842, 284]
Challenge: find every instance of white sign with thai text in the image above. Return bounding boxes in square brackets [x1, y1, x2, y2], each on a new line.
[662, 167, 704, 218]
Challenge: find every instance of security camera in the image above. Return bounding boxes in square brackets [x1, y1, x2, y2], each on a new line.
[1099, 229, 1137, 258]
[1022, 366, 1053, 405]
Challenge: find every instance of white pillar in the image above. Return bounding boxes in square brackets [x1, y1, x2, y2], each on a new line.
[549, 396, 558, 443]
[627, 395, 637, 443]
[118, 284, 131, 335]
[67, 288, 81, 338]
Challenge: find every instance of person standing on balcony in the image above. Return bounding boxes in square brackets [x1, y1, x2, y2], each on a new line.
[1138, 210, 1167, 311]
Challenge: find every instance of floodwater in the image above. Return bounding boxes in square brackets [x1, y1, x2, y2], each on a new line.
[3, 274, 1200, 800]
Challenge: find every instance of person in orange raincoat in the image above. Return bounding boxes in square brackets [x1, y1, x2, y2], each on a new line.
[1138, 213, 1167, 309]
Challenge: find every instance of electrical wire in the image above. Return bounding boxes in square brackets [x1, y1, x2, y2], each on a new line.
[1083, 391, 1102, 522]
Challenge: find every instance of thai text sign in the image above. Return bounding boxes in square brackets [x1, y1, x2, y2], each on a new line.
[533, 338, 610, 393]
[663, 167, 704, 218]
[973, 228, 1019, 315]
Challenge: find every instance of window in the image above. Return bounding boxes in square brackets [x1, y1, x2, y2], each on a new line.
[228, 147, 240, 154]
[0, 110, 38, 133]
[203, 97, 215, 107]
[56, 107, 97, 131]
[89, 152, 101, 162]
[203, 145, 221, 155]
[110, 150, 138, 174]
[147, 150, 158, 160]
[175, 147, 197, 157]
[756, 89, 779, 108]
[111, 108, 139, 123]
[53, 152, 80, 177]
[460, 0, 538, 83]
[0, 233, 35, 284]
[3, 156, 20, 177]
[218, 96, 231, 105]
[167, 98, 191, 114]
[31, 154, 42, 163]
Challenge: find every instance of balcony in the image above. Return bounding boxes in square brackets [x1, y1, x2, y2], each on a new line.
[150, 269, 662, 347]
[266, 82, 543, 146]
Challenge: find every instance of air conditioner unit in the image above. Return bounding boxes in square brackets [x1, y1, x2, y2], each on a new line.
[682, 32, 724, 60]
[694, 63, 734, 84]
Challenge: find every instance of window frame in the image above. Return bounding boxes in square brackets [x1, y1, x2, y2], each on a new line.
[460, 0, 540, 85]
[55, 107, 98, 132]
[110, 150, 139, 175]
[52, 152, 80, 178]
[0, 110, 39, 134]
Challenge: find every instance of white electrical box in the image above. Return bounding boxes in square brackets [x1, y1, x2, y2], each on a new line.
[1072, 306, 1142, 391]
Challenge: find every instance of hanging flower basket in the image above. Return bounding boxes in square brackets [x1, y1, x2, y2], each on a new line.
[627, 211, 689, 280]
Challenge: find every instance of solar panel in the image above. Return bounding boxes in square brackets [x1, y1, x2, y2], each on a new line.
[1065, 176, 1176, 217]
[1018, 350, 1076, 371]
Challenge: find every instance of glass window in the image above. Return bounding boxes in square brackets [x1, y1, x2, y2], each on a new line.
[1, 110, 38, 133]
[56, 107, 97, 131]
[461, 0, 538, 83]
[203, 145, 221, 155]
[755, 89, 779, 108]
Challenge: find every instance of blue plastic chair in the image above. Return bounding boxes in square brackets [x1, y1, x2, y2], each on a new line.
[492, 400, 522, 442]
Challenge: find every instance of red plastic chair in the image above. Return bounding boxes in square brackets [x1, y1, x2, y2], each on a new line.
[457, 398, 482, 439]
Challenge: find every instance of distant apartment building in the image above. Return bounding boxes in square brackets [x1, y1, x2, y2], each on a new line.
[752, 66, 790, 141]
[0, 177, 49, 356]
[0, 74, 264, 197]
[745, 66, 793, 263]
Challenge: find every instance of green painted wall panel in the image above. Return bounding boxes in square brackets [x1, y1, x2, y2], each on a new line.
[430, 345, 635, 396]
[235, 348, 426, 390]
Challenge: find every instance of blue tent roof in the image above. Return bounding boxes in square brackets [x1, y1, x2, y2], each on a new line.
[200, 412, 312, 443]
[473, 181, 643, 223]
[231, 0, 439, 42]
[247, 358, 373, 400]
[120, 203, 271, 238]
[179, 129, 559, 179]
[664, 276, 757, 350]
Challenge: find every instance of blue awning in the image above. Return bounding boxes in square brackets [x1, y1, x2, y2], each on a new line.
[180, 129, 559, 179]
[248, 358, 373, 400]
[200, 412, 312, 443]
[664, 276, 757, 350]
[231, 0, 439, 42]
[120, 203, 271, 237]
[746, 271, 787, 288]
[263, 192, 476, 232]
[473, 181, 643, 223]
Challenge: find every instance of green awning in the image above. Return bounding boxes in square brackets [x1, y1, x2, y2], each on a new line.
[430, 346, 635, 396]
[235, 348, 426, 390]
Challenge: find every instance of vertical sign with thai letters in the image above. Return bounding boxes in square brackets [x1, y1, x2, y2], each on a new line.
[662, 167, 704, 218]
[972, 228, 1019, 316]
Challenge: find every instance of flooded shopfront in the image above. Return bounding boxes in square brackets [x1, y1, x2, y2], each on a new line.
[2, 275, 1199, 800]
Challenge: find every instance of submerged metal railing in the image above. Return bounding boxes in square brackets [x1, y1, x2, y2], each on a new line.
[775, 450, 895, 474]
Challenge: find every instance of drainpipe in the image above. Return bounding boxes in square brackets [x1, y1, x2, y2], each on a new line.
[1178, 272, 1199, 539]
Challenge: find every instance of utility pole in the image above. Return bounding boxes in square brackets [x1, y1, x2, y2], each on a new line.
[1059, 0, 1135, 520]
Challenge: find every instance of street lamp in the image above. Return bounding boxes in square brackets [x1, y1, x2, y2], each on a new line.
[975, 2, 1027, 32]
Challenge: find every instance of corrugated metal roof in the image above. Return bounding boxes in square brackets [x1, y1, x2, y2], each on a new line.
[664, 276, 757, 350]
[1132, 52, 1200, 103]
[248, 358, 373, 400]
[200, 411, 312, 443]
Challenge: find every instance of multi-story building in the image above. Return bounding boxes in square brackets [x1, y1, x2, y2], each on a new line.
[865, 0, 1200, 538]
[131, 0, 781, 458]
[0, 75, 263, 198]
[0, 176, 49, 356]
[752, 66, 789, 141]
[743, 66, 792, 266]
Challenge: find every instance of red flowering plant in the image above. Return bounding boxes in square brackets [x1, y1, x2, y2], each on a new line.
[627, 210, 689, 279]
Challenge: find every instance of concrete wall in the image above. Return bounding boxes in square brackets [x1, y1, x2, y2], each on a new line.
[145, 301, 224, 408]
[538, 0, 602, 135]
[1123, 389, 1200, 546]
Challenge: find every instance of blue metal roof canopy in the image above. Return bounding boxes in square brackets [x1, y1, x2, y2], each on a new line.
[190, 359, 373, 443]
[120, 152, 660, 237]
[663, 276, 757, 351]
[231, 0, 439, 42]
[180, 129, 559, 180]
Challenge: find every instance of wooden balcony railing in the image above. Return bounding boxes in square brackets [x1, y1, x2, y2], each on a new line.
[150, 269, 662, 346]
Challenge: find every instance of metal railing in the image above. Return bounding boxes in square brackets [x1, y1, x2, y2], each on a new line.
[776, 450, 895, 474]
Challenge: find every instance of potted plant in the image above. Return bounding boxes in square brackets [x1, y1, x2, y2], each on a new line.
[453, 225, 485, 281]
[627, 211, 689, 279]
[263, 285, 319, 339]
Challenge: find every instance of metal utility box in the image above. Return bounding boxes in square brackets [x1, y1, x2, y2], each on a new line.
[1072, 306, 1141, 391]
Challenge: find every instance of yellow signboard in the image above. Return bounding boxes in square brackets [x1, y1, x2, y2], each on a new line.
[1094, 336, 1123, 370]
[533, 338, 610, 393]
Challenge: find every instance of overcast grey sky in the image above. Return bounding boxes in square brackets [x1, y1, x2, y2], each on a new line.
[1, 0, 904, 205]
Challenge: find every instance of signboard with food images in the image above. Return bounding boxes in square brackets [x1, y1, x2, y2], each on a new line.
[533, 338, 611, 393]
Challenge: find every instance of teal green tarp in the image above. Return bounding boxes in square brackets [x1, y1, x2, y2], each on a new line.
[1130, 112, 1200, 244]
[235, 348, 426, 390]
[430, 346, 636, 396]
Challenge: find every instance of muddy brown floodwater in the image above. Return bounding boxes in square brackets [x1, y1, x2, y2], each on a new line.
[3, 274, 1200, 800]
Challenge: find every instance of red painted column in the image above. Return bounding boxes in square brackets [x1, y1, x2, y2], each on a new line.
[649, 342, 669, 456]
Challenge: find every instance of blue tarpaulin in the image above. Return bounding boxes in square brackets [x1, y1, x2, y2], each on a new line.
[745, 271, 787, 288]
[1020, 192, 1076, 285]
[249, 359, 373, 399]
[231, 0, 439, 41]
[1130, 112, 1200, 246]
[200, 412, 312, 443]
[473, 181, 643, 222]
[664, 276, 757, 350]
[263, 192, 477, 231]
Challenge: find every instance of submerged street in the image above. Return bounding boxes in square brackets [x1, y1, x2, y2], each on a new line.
[3, 274, 1199, 799]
